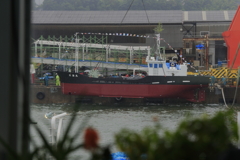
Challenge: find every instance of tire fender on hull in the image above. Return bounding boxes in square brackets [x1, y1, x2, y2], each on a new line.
[36, 92, 45, 100]
[115, 97, 123, 102]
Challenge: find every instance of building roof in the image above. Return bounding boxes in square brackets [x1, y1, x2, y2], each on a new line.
[183, 10, 236, 22]
[32, 10, 236, 25]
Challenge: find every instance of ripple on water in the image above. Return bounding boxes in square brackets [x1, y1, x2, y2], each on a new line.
[30, 103, 238, 158]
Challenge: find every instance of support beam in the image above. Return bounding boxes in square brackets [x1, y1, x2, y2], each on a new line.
[183, 36, 224, 69]
[58, 43, 61, 59]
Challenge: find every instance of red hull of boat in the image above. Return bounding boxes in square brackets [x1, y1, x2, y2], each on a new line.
[61, 83, 207, 102]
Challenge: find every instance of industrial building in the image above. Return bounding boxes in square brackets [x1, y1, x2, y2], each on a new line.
[31, 9, 236, 66]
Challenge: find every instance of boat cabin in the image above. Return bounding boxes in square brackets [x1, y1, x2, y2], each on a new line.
[145, 56, 187, 76]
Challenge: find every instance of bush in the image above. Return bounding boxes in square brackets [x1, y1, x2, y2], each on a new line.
[115, 110, 239, 160]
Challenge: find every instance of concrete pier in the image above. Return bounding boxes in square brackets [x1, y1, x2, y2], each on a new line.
[205, 86, 240, 104]
[31, 85, 77, 104]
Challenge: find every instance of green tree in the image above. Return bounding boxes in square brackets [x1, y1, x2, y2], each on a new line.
[166, 0, 183, 10]
[130, 0, 182, 10]
[42, 0, 60, 10]
[183, 0, 239, 10]
[98, 0, 121, 10]
[209, 0, 239, 10]
[183, 0, 209, 11]
[79, 0, 101, 10]
[153, 22, 164, 33]
[39, 0, 239, 10]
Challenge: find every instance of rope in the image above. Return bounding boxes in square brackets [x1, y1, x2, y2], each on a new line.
[232, 66, 240, 106]
[230, 43, 240, 70]
[161, 38, 174, 51]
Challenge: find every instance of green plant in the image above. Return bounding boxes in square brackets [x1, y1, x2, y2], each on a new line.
[115, 110, 238, 160]
[153, 23, 164, 34]
[1, 107, 238, 160]
[0, 105, 112, 160]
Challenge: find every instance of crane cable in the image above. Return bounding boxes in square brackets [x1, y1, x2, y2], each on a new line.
[94, 0, 136, 71]
[232, 66, 240, 107]
[110, 0, 135, 44]
[141, 0, 150, 24]
[95, 0, 152, 72]
[230, 43, 240, 107]
[120, 0, 135, 24]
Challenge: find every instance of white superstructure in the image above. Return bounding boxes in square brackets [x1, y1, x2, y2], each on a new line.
[145, 56, 187, 76]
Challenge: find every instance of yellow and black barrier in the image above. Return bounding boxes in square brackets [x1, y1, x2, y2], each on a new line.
[188, 67, 238, 78]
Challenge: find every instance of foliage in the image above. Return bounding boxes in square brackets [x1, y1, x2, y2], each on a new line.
[88, 69, 100, 78]
[183, 0, 239, 11]
[153, 23, 164, 34]
[0, 106, 239, 160]
[36, 0, 239, 11]
[115, 110, 238, 160]
[0, 105, 112, 160]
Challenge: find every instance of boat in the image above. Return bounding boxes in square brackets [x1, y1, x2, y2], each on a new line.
[57, 50, 210, 102]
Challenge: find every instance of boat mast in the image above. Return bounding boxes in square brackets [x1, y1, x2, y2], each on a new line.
[156, 33, 162, 60]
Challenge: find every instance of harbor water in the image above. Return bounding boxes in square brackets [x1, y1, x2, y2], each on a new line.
[30, 103, 239, 159]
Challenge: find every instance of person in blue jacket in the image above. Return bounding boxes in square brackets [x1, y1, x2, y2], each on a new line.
[221, 76, 227, 86]
[44, 74, 49, 86]
[210, 74, 216, 92]
[210, 74, 216, 85]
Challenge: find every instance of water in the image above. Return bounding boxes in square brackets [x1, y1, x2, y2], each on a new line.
[30, 103, 238, 159]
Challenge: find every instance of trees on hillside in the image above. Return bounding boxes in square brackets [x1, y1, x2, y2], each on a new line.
[35, 0, 239, 11]
[183, 0, 239, 10]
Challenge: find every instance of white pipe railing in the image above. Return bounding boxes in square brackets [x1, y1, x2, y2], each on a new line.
[50, 112, 67, 145]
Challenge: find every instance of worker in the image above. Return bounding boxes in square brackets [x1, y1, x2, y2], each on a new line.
[44, 74, 49, 86]
[210, 74, 216, 86]
[56, 73, 60, 86]
[221, 76, 227, 86]
[210, 74, 216, 92]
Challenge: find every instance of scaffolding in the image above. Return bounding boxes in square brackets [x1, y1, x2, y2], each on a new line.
[32, 35, 155, 75]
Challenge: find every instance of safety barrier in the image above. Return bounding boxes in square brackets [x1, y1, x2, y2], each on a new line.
[199, 67, 238, 78]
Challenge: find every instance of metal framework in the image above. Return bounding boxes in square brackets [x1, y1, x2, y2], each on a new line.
[183, 35, 224, 70]
[32, 35, 153, 73]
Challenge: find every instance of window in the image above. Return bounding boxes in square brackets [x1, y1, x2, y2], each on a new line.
[200, 31, 210, 37]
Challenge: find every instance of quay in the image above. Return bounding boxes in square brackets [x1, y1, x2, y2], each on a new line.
[31, 84, 240, 105]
